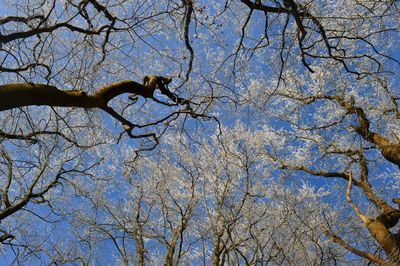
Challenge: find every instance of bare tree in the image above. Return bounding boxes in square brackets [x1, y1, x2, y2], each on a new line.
[1, 0, 399, 264]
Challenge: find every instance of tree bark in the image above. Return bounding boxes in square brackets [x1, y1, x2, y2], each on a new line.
[367, 221, 400, 264]
[0, 81, 145, 111]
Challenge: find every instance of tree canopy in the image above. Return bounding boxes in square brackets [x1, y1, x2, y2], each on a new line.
[0, 0, 399, 265]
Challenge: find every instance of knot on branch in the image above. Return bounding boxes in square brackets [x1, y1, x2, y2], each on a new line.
[139, 75, 193, 107]
[375, 210, 400, 229]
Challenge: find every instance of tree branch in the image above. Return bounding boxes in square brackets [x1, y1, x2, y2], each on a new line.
[0, 80, 157, 137]
[346, 172, 370, 225]
[322, 226, 386, 265]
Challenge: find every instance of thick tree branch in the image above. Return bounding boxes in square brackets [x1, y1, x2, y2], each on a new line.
[340, 98, 400, 168]
[0, 79, 194, 138]
[322, 226, 386, 265]
[0, 81, 142, 134]
[329, 95, 400, 167]
[346, 173, 400, 261]
[0, 80, 156, 111]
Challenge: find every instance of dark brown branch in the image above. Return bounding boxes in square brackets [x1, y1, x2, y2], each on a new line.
[0, 63, 51, 75]
[239, 0, 369, 75]
[240, 0, 287, 14]
[0, 228, 13, 243]
[0, 130, 94, 147]
[182, 0, 194, 81]
[280, 163, 361, 186]
[0, 22, 112, 44]
[87, 0, 116, 21]
[0, 147, 12, 208]
[0, 15, 45, 26]
[283, 0, 307, 40]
